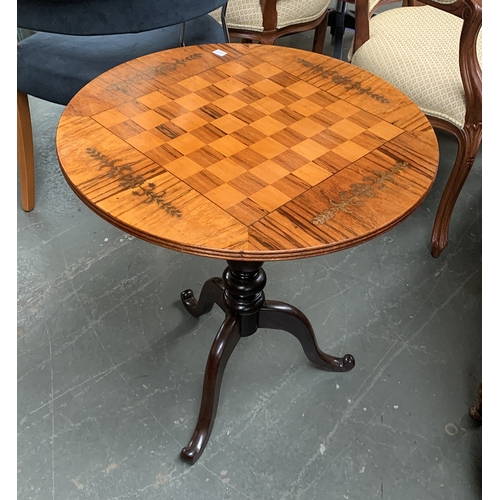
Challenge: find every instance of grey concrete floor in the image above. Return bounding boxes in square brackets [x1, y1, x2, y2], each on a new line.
[17, 24, 482, 500]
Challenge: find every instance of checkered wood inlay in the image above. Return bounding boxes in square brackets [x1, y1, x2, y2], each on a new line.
[92, 50, 405, 226]
[57, 44, 439, 260]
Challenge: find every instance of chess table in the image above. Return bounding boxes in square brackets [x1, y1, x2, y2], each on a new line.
[56, 43, 439, 464]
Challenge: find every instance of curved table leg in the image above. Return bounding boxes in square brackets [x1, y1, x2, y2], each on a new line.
[181, 277, 225, 317]
[258, 300, 355, 372]
[181, 315, 241, 464]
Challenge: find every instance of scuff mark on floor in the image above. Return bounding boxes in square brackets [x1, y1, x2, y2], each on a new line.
[71, 478, 84, 490]
[102, 460, 118, 474]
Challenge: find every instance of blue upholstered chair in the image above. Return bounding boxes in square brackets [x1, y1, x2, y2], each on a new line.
[17, 0, 230, 211]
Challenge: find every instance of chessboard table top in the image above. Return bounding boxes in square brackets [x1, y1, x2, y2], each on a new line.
[56, 43, 439, 261]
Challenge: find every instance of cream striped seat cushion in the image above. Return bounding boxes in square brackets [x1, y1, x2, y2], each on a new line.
[349, 5, 482, 129]
[215, 0, 330, 32]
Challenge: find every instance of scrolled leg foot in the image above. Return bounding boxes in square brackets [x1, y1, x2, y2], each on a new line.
[258, 300, 355, 372]
[181, 277, 225, 317]
[431, 234, 447, 258]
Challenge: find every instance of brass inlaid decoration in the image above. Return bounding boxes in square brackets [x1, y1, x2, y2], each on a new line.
[108, 53, 203, 93]
[297, 58, 390, 104]
[87, 148, 181, 217]
[313, 161, 409, 224]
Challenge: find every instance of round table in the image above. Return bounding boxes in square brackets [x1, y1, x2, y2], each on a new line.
[56, 43, 439, 464]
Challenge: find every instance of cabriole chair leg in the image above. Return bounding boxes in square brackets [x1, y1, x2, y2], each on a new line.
[431, 125, 482, 258]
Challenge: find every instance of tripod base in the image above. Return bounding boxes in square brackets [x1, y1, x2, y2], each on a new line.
[179, 260, 355, 464]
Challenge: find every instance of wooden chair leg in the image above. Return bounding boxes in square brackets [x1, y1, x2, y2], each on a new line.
[312, 11, 329, 53]
[431, 124, 482, 257]
[17, 90, 35, 212]
[469, 383, 482, 421]
[331, 2, 348, 59]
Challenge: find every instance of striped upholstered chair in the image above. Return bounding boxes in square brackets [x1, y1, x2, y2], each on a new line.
[222, 0, 331, 53]
[349, 0, 482, 257]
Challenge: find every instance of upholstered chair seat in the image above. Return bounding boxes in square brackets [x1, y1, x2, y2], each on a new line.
[349, 6, 482, 129]
[218, 0, 331, 53]
[225, 0, 330, 31]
